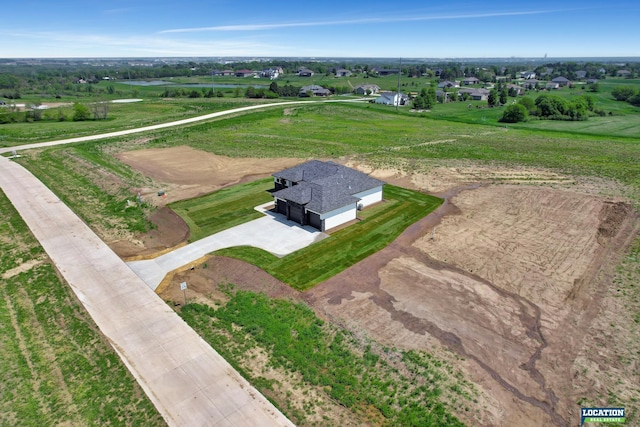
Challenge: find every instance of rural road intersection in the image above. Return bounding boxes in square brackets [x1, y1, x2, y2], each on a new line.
[0, 101, 348, 426]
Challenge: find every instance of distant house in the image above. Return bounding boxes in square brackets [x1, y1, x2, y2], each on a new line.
[235, 69, 254, 77]
[435, 90, 451, 103]
[551, 76, 571, 86]
[374, 91, 409, 106]
[298, 67, 314, 77]
[260, 68, 281, 79]
[521, 71, 536, 79]
[354, 84, 380, 95]
[438, 80, 460, 89]
[300, 85, 331, 97]
[373, 68, 399, 76]
[545, 82, 561, 90]
[522, 79, 540, 89]
[458, 88, 490, 101]
[211, 70, 225, 76]
[617, 70, 631, 77]
[462, 77, 479, 85]
[586, 78, 598, 84]
[506, 84, 524, 96]
[335, 68, 352, 77]
[271, 160, 385, 231]
[222, 70, 235, 76]
[575, 70, 587, 79]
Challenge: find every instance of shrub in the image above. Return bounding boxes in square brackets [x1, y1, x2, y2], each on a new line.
[500, 103, 528, 123]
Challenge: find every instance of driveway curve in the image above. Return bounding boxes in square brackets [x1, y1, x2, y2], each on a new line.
[129, 204, 328, 290]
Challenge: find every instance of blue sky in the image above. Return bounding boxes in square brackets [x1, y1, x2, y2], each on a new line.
[3, 0, 639, 58]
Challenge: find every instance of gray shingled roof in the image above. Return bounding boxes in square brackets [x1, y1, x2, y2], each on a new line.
[272, 161, 385, 214]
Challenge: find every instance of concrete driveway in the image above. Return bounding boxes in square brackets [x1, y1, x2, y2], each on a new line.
[128, 203, 328, 290]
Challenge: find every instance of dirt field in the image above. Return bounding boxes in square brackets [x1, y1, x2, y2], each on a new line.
[121, 146, 638, 426]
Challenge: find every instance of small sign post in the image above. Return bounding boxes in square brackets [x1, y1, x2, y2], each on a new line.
[180, 281, 187, 306]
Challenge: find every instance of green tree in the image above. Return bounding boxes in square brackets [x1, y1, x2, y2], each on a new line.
[611, 86, 637, 101]
[72, 102, 90, 121]
[518, 97, 536, 114]
[499, 89, 507, 105]
[500, 104, 528, 123]
[487, 89, 498, 107]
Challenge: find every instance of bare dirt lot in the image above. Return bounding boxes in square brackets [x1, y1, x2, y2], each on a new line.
[122, 146, 638, 427]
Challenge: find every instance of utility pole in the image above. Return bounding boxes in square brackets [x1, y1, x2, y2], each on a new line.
[396, 57, 402, 112]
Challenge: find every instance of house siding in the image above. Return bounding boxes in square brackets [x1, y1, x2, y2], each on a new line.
[320, 204, 357, 231]
[353, 186, 383, 208]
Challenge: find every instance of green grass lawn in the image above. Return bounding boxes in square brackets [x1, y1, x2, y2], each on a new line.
[0, 190, 164, 426]
[214, 184, 442, 290]
[169, 178, 274, 242]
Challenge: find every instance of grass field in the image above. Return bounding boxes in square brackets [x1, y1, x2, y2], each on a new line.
[178, 288, 470, 426]
[0, 190, 164, 426]
[0, 98, 263, 145]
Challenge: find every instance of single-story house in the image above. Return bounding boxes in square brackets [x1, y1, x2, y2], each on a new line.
[521, 71, 536, 79]
[522, 79, 540, 89]
[271, 160, 385, 231]
[462, 77, 479, 85]
[545, 82, 561, 90]
[298, 67, 314, 77]
[335, 68, 352, 77]
[299, 85, 331, 97]
[575, 70, 587, 79]
[438, 80, 460, 88]
[435, 90, 451, 103]
[235, 69, 255, 77]
[374, 68, 400, 76]
[551, 76, 571, 86]
[374, 91, 409, 106]
[458, 88, 490, 101]
[587, 78, 598, 84]
[506, 84, 524, 95]
[354, 84, 380, 95]
[617, 70, 631, 77]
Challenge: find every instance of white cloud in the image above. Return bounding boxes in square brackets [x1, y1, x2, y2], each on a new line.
[159, 9, 557, 33]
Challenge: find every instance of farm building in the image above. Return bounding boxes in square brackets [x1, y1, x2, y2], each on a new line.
[271, 160, 385, 231]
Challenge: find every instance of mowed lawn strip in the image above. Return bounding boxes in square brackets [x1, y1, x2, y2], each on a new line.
[169, 177, 274, 242]
[216, 184, 443, 290]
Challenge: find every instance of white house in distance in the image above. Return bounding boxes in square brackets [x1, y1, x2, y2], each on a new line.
[375, 91, 409, 106]
[271, 160, 385, 231]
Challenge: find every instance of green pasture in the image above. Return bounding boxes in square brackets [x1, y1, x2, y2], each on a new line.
[144, 103, 639, 190]
[169, 178, 274, 242]
[0, 190, 164, 426]
[0, 97, 262, 145]
[179, 290, 468, 426]
[215, 184, 442, 290]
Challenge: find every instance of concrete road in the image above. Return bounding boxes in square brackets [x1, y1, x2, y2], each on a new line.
[129, 203, 328, 290]
[0, 156, 294, 426]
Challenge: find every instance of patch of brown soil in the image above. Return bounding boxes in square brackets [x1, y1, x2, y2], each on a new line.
[111, 146, 304, 256]
[117, 146, 302, 206]
[110, 207, 189, 258]
[302, 183, 636, 427]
